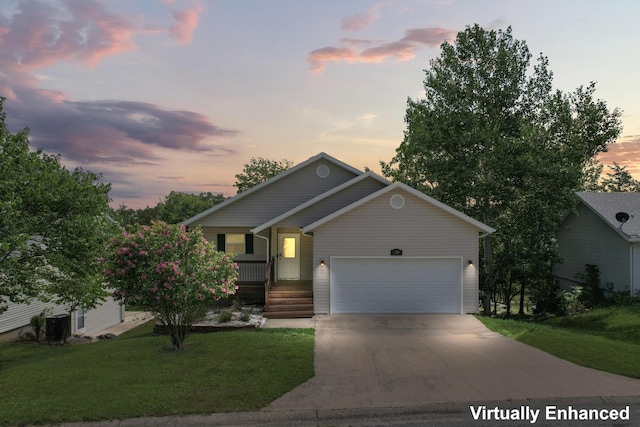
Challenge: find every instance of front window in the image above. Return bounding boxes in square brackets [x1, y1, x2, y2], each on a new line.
[226, 233, 245, 254]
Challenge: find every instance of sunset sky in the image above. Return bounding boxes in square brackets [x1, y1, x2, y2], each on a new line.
[2, 0, 639, 209]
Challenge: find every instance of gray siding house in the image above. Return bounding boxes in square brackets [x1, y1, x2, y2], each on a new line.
[184, 153, 494, 317]
[554, 192, 640, 296]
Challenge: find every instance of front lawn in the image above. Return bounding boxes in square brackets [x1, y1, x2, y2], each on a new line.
[0, 322, 314, 426]
[477, 306, 640, 379]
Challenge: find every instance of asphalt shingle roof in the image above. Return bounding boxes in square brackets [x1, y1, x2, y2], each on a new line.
[576, 192, 640, 239]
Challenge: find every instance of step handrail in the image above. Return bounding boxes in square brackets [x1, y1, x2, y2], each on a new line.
[264, 257, 275, 309]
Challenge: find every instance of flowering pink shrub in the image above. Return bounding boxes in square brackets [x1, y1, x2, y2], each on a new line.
[101, 221, 238, 349]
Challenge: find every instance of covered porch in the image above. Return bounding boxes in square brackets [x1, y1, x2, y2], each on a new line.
[233, 225, 315, 318]
[234, 259, 314, 318]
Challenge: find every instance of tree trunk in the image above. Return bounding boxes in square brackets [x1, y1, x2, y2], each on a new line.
[482, 234, 494, 316]
[518, 279, 527, 315]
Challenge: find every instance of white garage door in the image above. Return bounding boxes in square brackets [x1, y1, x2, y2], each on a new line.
[331, 257, 462, 314]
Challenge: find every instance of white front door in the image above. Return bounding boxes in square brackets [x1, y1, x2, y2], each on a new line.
[278, 233, 300, 280]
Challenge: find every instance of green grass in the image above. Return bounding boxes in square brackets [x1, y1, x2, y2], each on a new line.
[0, 322, 314, 426]
[477, 306, 640, 379]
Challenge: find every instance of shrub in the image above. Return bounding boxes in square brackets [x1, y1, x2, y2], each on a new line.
[217, 311, 233, 323]
[530, 280, 564, 315]
[562, 286, 586, 316]
[28, 308, 52, 343]
[575, 264, 603, 307]
[611, 288, 640, 306]
[29, 314, 45, 343]
[102, 221, 238, 350]
[231, 297, 244, 312]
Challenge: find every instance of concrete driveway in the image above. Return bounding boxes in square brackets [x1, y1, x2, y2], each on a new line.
[265, 314, 640, 411]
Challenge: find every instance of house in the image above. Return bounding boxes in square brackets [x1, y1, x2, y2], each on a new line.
[184, 153, 495, 317]
[554, 192, 640, 296]
[0, 297, 124, 341]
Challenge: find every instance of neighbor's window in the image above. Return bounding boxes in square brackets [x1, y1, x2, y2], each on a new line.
[226, 234, 245, 254]
[76, 306, 85, 330]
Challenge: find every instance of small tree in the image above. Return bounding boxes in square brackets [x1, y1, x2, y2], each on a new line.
[102, 222, 238, 350]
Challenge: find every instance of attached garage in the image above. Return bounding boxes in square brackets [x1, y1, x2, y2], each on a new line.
[330, 257, 462, 314]
[303, 183, 495, 315]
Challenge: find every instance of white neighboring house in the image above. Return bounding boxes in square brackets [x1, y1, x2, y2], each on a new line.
[0, 297, 124, 341]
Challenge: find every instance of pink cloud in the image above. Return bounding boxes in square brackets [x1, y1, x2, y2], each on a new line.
[0, 1, 235, 167]
[402, 27, 455, 47]
[340, 38, 378, 47]
[308, 46, 357, 72]
[360, 41, 416, 62]
[341, 10, 379, 32]
[0, 0, 137, 73]
[169, 4, 203, 44]
[309, 26, 456, 73]
[598, 136, 640, 175]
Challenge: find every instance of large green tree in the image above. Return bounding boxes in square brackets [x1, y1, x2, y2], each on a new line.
[0, 98, 117, 314]
[382, 25, 622, 314]
[234, 157, 292, 193]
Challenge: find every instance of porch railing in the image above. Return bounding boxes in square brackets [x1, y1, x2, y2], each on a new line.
[234, 259, 274, 305]
[265, 257, 275, 304]
[236, 260, 268, 284]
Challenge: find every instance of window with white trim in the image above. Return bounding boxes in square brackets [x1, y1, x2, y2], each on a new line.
[76, 306, 85, 330]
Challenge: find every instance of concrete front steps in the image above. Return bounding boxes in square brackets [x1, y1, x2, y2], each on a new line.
[264, 289, 313, 319]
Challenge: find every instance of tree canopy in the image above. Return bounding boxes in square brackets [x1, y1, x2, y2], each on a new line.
[598, 162, 640, 192]
[234, 157, 293, 193]
[0, 98, 117, 313]
[113, 191, 226, 226]
[382, 25, 622, 314]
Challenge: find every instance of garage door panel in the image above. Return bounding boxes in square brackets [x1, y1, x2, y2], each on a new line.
[381, 288, 395, 298]
[331, 257, 461, 314]
[412, 287, 427, 297]
[364, 287, 380, 298]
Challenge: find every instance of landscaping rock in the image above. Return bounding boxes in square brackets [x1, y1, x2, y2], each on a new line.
[152, 307, 266, 335]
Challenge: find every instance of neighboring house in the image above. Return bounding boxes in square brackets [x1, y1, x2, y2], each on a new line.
[184, 152, 494, 317]
[554, 192, 640, 296]
[0, 297, 124, 341]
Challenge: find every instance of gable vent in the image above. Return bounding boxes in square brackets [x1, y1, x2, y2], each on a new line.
[390, 194, 405, 209]
[316, 164, 330, 178]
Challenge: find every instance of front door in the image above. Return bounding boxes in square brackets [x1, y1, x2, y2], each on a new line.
[278, 233, 300, 280]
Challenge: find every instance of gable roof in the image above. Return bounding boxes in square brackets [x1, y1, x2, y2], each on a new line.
[251, 171, 391, 234]
[302, 181, 495, 234]
[183, 152, 363, 226]
[575, 192, 640, 241]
